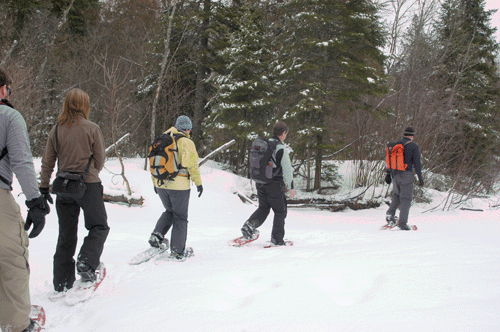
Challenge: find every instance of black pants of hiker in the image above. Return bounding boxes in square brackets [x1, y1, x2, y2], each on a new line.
[245, 181, 287, 242]
[153, 188, 190, 255]
[53, 183, 109, 292]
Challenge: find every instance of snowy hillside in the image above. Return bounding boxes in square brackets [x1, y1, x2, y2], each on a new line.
[13, 158, 500, 331]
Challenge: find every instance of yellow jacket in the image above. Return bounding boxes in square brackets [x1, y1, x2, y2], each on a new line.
[152, 127, 202, 190]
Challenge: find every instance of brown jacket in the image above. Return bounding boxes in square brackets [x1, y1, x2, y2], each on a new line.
[40, 116, 105, 188]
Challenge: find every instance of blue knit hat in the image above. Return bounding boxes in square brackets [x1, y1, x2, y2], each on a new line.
[175, 115, 192, 131]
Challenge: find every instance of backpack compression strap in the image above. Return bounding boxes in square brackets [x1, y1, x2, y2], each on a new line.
[171, 132, 188, 175]
[0, 147, 7, 161]
[0, 101, 17, 189]
[0, 147, 13, 190]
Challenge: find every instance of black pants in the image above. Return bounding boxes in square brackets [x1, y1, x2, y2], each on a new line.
[153, 189, 190, 255]
[53, 182, 109, 292]
[246, 181, 287, 242]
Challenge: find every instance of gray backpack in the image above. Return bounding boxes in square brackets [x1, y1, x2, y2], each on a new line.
[249, 138, 279, 184]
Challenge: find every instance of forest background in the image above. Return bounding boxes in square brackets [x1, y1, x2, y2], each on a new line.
[1, 0, 499, 208]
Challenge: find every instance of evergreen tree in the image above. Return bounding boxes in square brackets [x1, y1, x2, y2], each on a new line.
[277, 0, 387, 189]
[0, 0, 59, 40]
[50, 0, 100, 36]
[205, 4, 279, 171]
[434, 0, 500, 188]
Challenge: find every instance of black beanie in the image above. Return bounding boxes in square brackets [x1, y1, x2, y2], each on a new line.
[403, 127, 415, 136]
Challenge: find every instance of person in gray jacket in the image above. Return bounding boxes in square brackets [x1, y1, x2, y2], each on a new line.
[241, 121, 296, 245]
[0, 67, 50, 332]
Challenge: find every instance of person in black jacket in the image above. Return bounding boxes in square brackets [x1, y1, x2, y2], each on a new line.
[241, 121, 295, 245]
[385, 127, 424, 230]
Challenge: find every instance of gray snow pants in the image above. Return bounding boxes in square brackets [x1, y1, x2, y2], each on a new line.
[0, 189, 31, 332]
[153, 188, 190, 255]
[387, 171, 414, 226]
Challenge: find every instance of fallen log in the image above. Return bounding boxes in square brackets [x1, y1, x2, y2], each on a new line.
[103, 193, 144, 206]
[236, 194, 381, 212]
[287, 198, 380, 212]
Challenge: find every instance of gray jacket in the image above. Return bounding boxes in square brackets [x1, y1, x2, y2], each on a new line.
[269, 137, 294, 190]
[0, 102, 40, 200]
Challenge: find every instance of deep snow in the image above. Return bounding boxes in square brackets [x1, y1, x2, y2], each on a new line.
[11, 158, 500, 331]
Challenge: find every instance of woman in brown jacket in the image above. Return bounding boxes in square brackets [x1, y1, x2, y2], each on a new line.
[40, 88, 109, 293]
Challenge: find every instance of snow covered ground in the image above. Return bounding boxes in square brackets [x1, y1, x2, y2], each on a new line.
[14, 158, 500, 331]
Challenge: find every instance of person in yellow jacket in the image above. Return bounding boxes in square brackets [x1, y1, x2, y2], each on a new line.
[149, 115, 203, 260]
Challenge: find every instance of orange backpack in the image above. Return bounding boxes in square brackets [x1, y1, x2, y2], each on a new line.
[148, 132, 185, 185]
[386, 141, 409, 171]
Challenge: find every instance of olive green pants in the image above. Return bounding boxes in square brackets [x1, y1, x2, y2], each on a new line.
[0, 188, 31, 332]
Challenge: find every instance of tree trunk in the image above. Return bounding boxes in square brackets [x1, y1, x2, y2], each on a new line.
[314, 134, 323, 190]
[0, 40, 18, 66]
[146, 0, 178, 170]
[150, 0, 178, 142]
[36, 0, 75, 82]
[193, 0, 210, 139]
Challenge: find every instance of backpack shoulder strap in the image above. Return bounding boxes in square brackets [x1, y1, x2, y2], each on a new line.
[55, 124, 60, 155]
[397, 138, 411, 146]
[173, 132, 188, 141]
[0, 147, 13, 190]
[268, 138, 280, 161]
[0, 146, 7, 161]
[171, 132, 187, 170]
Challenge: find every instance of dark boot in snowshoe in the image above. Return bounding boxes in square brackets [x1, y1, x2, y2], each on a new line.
[241, 220, 258, 240]
[76, 262, 96, 283]
[271, 238, 286, 246]
[398, 223, 411, 231]
[386, 214, 398, 227]
[169, 247, 194, 262]
[149, 232, 167, 249]
[22, 319, 41, 332]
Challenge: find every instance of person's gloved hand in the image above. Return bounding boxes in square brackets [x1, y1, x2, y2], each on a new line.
[39, 187, 53, 204]
[385, 171, 392, 185]
[197, 185, 203, 197]
[418, 179, 424, 187]
[25, 196, 50, 238]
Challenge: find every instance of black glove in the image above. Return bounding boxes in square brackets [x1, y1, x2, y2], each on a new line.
[418, 179, 424, 187]
[385, 171, 392, 185]
[25, 196, 50, 238]
[197, 185, 203, 197]
[39, 187, 53, 204]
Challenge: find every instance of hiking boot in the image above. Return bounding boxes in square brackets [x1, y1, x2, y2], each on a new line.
[149, 232, 165, 248]
[241, 221, 258, 240]
[76, 261, 95, 283]
[22, 319, 41, 332]
[398, 223, 411, 231]
[386, 214, 398, 226]
[271, 238, 286, 246]
[169, 247, 194, 262]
